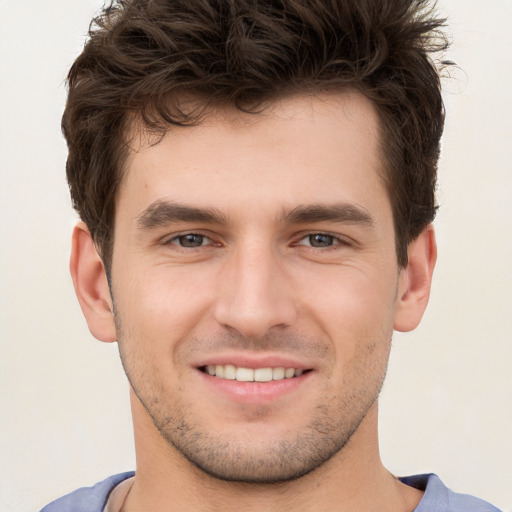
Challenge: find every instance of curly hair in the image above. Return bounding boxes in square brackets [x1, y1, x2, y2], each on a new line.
[63, 0, 450, 268]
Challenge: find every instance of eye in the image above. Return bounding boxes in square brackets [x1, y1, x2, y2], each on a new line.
[297, 233, 344, 248]
[169, 233, 211, 248]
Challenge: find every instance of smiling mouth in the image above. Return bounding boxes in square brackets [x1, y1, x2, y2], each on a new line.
[200, 365, 309, 382]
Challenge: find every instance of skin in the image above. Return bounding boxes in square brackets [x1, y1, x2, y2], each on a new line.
[71, 91, 436, 511]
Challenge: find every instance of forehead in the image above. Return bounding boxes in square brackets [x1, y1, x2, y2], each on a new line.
[118, 91, 388, 222]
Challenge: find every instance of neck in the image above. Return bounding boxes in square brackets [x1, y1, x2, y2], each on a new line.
[124, 391, 422, 512]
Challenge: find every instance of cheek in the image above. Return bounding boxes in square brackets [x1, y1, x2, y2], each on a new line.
[300, 265, 398, 353]
[303, 262, 397, 316]
[112, 266, 215, 352]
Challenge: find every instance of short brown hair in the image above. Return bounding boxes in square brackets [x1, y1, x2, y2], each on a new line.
[63, 0, 450, 268]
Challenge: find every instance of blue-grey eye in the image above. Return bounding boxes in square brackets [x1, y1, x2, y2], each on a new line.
[175, 234, 206, 247]
[307, 234, 334, 247]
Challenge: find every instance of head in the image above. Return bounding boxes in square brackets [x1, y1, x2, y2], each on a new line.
[67, 0, 445, 486]
[64, 0, 449, 271]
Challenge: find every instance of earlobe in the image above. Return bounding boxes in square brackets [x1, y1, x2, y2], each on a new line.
[394, 225, 437, 332]
[70, 222, 117, 343]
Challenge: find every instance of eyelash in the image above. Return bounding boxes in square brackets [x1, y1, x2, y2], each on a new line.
[164, 232, 215, 249]
[162, 231, 350, 250]
[294, 233, 349, 249]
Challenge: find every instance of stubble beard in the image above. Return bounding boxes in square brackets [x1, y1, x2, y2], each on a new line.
[116, 329, 391, 485]
[150, 394, 382, 484]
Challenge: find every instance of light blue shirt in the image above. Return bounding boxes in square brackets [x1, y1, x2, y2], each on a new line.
[40, 472, 502, 511]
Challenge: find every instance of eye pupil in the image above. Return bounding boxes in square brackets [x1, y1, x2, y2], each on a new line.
[309, 234, 333, 247]
[179, 234, 204, 247]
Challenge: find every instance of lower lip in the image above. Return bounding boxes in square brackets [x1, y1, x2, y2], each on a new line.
[197, 369, 311, 403]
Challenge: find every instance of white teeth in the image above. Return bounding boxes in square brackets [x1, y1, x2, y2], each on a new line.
[236, 367, 254, 382]
[215, 365, 225, 378]
[254, 368, 273, 382]
[272, 367, 285, 380]
[204, 365, 305, 382]
[224, 364, 236, 380]
[285, 368, 295, 378]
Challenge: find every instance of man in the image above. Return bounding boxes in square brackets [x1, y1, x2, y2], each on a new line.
[41, 0, 501, 511]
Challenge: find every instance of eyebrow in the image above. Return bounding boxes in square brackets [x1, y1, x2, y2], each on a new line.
[137, 200, 227, 229]
[137, 200, 374, 230]
[283, 203, 375, 227]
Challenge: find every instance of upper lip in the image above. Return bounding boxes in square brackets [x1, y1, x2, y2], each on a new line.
[194, 352, 313, 371]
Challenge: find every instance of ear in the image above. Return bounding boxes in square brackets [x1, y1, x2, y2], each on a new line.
[70, 222, 117, 342]
[394, 224, 437, 332]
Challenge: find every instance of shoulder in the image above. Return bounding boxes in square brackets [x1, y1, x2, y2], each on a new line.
[40, 472, 135, 512]
[400, 474, 503, 512]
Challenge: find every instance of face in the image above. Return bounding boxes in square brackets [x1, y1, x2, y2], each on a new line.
[110, 92, 405, 483]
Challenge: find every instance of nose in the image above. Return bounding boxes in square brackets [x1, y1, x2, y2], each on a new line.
[213, 243, 298, 339]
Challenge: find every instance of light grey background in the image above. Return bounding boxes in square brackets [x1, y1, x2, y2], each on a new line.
[1, 1, 511, 511]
